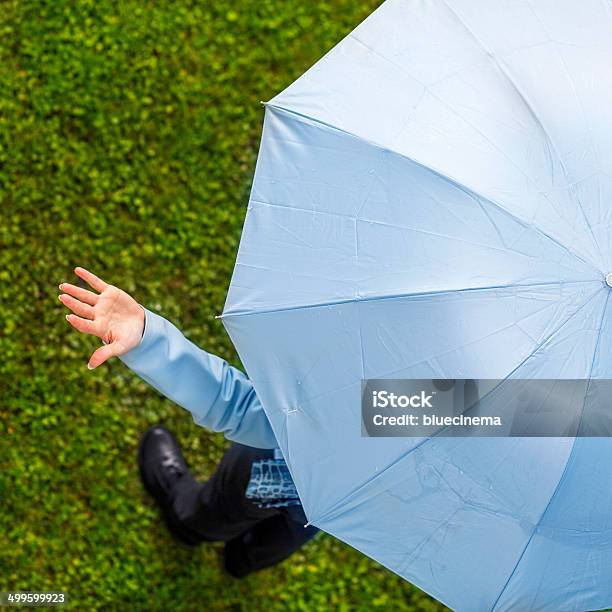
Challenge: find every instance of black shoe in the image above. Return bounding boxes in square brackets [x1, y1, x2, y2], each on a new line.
[137, 425, 201, 547]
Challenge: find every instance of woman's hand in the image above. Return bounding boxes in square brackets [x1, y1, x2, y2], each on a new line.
[59, 267, 145, 369]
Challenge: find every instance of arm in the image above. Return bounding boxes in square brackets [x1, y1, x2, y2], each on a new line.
[119, 308, 277, 449]
[58, 267, 277, 449]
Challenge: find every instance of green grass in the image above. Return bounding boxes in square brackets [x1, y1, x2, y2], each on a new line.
[0, 1, 447, 609]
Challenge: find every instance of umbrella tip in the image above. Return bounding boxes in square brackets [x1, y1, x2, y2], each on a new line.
[260, 100, 268, 106]
[214, 314, 223, 320]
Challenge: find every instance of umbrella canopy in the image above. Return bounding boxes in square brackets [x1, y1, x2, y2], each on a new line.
[222, 1, 612, 609]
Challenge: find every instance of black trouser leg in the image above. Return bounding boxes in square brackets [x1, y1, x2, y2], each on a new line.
[167, 442, 318, 574]
[224, 514, 319, 577]
[168, 443, 277, 542]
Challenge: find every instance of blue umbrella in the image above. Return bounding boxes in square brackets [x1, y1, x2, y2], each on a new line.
[222, 1, 612, 609]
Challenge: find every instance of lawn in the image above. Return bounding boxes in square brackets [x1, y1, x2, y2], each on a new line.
[0, 1, 446, 609]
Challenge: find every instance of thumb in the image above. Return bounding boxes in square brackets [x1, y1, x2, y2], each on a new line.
[88, 342, 120, 370]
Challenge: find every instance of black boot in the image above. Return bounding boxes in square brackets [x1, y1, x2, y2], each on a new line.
[137, 425, 201, 547]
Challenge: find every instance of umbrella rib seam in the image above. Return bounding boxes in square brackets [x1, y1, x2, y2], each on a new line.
[489, 289, 610, 611]
[438, 0, 606, 270]
[222, 279, 600, 319]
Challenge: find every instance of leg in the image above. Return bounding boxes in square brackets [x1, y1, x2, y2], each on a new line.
[167, 442, 280, 542]
[139, 429, 318, 575]
[224, 514, 319, 577]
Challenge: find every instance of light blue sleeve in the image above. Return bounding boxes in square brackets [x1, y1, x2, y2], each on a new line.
[119, 308, 278, 449]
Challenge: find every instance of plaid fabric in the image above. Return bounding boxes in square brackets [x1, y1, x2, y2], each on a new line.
[245, 457, 301, 509]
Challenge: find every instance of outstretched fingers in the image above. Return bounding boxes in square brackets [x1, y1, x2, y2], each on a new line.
[59, 293, 95, 319]
[65, 313, 101, 337]
[74, 267, 108, 293]
[59, 282, 99, 305]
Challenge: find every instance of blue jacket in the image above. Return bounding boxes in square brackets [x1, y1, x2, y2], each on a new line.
[120, 308, 278, 449]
